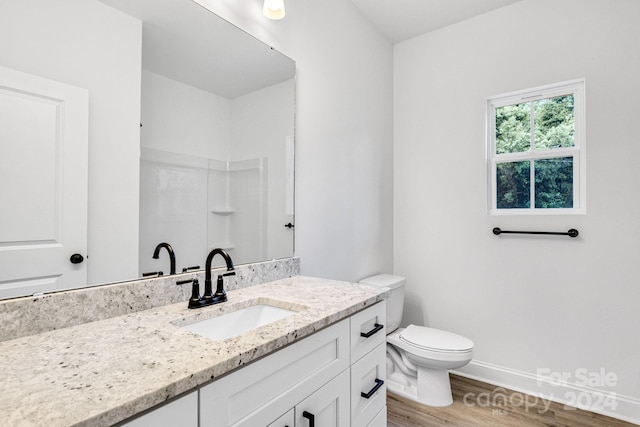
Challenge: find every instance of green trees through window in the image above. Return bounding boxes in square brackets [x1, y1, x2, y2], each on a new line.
[493, 95, 576, 209]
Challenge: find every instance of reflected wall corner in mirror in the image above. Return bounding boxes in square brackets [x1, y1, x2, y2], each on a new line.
[0, 0, 295, 300]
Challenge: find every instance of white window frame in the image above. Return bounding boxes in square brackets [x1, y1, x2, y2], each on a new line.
[487, 79, 586, 215]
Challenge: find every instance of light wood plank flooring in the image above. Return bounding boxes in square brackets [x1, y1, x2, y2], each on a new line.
[387, 374, 635, 427]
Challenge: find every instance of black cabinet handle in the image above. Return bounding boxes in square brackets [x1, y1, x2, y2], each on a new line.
[69, 253, 84, 264]
[302, 410, 315, 427]
[361, 378, 384, 399]
[284, 222, 294, 229]
[360, 323, 383, 338]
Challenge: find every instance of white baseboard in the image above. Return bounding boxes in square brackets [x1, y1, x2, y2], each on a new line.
[453, 360, 640, 426]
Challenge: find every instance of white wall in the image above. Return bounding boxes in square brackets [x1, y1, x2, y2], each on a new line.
[394, 0, 640, 420]
[196, 0, 395, 282]
[141, 70, 231, 159]
[0, 0, 142, 285]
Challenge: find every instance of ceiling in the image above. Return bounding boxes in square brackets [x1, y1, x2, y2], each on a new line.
[350, 0, 523, 44]
[94, 0, 525, 97]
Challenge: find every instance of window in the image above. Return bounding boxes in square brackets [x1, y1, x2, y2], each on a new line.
[487, 79, 585, 214]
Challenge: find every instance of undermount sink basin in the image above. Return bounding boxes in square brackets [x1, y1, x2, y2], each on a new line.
[180, 303, 296, 341]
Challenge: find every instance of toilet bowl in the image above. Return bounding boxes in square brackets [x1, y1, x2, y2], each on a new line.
[387, 325, 473, 406]
[359, 274, 474, 407]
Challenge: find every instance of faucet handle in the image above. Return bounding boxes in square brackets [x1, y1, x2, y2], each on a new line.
[188, 279, 208, 309]
[189, 279, 200, 299]
[213, 273, 229, 303]
[142, 271, 164, 277]
[222, 270, 236, 277]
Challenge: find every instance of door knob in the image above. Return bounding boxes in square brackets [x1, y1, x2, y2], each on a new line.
[70, 253, 84, 264]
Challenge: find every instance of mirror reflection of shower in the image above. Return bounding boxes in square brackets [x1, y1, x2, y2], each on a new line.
[139, 151, 268, 275]
[139, 69, 294, 275]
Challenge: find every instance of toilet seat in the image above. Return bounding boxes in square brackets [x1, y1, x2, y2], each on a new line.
[387, 327, 472, 365]
[399, 325, 474, 353]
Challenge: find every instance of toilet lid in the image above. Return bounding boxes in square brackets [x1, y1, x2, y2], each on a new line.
[400, 325, 473, 352]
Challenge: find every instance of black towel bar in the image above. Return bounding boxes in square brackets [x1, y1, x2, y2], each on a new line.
[492, 227, 579, 238]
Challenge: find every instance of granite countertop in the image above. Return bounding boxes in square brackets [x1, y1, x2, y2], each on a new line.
[0, 276, 386, 427]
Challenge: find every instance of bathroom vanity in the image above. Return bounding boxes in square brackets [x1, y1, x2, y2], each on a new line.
[0, 275, 388, 426]
[125, 300, 387, 427]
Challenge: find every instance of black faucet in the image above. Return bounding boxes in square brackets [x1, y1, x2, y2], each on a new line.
[153, 242, 176, 275]
[188, 248, 235, 309]
[203, 248, 235, 303]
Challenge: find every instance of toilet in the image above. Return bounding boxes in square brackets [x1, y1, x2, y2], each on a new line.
[359, 274, 474, 407]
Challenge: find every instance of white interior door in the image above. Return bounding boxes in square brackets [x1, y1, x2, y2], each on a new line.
[0, 65, 88, 299]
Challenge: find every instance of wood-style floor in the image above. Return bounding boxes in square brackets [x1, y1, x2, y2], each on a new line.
[387, 374, 635, 427]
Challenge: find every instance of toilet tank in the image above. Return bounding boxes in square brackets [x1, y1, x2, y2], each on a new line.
[359, 274, 406, 333]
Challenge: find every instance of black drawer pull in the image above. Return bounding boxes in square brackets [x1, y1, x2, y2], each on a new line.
[361, 378, 384, 399]
[302, 410, 315, 427]
[360, 323, 383, 338]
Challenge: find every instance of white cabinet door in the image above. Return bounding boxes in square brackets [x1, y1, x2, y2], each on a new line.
[351, 343, 386, 427]
[0, 65, 88, 298]
[295, 370, 350, 427]
[120, 391, 198, 427]
[367, 407, 387, 427]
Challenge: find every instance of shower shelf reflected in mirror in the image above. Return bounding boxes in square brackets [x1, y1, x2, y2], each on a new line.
[211, 209, 235, 215]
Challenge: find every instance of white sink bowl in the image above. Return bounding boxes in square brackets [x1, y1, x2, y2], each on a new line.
[181, 303, 296, 341]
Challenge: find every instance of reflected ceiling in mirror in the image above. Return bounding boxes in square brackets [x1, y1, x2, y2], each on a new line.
[100, 0, 294, 99]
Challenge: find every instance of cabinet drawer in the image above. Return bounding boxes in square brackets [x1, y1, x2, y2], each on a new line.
[201, 318, 349, 427]
[267, 409, 293, 427]
[350, 302, 386, 362]
[119, 391, 198, 427]
[351, 343, 386, 427]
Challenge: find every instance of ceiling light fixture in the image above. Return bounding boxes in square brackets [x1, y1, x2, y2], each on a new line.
[263, 0, 285, 20]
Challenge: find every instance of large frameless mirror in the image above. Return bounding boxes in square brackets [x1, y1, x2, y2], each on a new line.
[0, 0, 295, 300]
